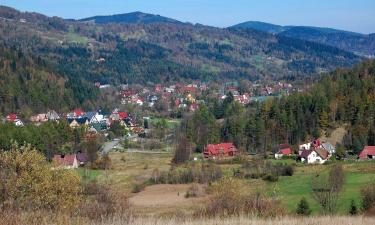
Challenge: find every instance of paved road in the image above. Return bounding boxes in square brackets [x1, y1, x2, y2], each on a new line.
[101, 139, 122, 155]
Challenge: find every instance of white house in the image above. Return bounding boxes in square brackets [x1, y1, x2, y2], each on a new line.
[299, 149, 330, 164]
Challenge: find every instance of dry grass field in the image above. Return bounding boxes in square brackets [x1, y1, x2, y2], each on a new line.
[2, 214, 375, 225]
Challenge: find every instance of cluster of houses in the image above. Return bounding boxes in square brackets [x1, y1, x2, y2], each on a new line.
[2, 108, 145, 134]
[115, 80, 302, 112]
[202, 138, 375, 163]
[274, 139, 335, 164]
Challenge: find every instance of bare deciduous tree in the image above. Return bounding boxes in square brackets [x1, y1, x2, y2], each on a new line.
[312, 165, 345, 214]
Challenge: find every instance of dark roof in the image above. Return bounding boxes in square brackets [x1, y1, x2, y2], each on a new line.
[76, 152, 88, 163]
[85, 112, 97, 120]
[315, 148, 329, 159]
[299, 150, 312, 158]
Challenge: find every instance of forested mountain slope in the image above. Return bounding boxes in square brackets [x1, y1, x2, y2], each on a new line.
[232, 21, 375, 57]
[199, 60, 375, 154]
[0, 6, 361, 85]
[80, 11, 184, 25]
[0, 44, 98, 115]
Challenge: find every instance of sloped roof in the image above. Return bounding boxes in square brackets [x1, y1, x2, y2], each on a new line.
[315, 148, 330, 159]
[53, 154, 77, 166]
[204, 143, 237, 156]
[299, 150, 312, 158]
[359, 146, 375, 159]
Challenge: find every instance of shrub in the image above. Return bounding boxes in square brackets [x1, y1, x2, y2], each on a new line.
[152, 163, 222, 184]
[296, 197, 311, 215]
[349, 200, 358, 216]
[185, 183, 205, 198]
[91, 154, 112, 170]
[79, 182, 130, 220]
[262, 174, 279, 182]
[131, 183, 145, 193]
[361, 183, 375, 211]
[200, 177, 284, 217]
[0, 142, 82, 211]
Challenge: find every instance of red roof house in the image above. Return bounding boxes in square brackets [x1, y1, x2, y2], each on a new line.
[359, 146, 375, 159]
[275, 144, 292, 159]
[203, 143, 238, 158]
[6, 114, 18, 122]
[52, 154, 79, 169]
[74, 109, 85, 117]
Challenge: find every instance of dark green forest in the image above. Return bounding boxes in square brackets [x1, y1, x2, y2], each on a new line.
[184, 60, 375, 154]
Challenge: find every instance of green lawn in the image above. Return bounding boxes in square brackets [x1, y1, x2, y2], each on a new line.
[271, 162, 375, 214]
[77, 168, 102, 181]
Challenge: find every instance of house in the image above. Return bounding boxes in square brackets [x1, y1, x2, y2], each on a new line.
[275, 144, 293, 159]
[53, 154, 79, 169]
[30, 114, 48, 123]
[6, 114, 24, 126]
[47, 110, 60, 121]
[359, 146, 375, 160]
[321, 142, 336, 154]
[203, 143, 238, 158]
[299, 148, 330, 164]
[68, 117, 89, 129]
[76, 152, 88, 166]
[73, 109, 85, 118]
[110, 110, 128, 121]
[6, 114, 18, 122]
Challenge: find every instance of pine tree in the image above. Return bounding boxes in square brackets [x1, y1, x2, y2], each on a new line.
[296, 197, 311, 215]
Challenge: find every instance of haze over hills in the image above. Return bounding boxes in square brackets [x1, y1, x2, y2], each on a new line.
[231, 21, 375, 57]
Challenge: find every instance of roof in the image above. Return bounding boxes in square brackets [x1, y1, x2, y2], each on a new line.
[299, 150, 313, 158]
[315, 148, 330, 159]
[321, 142, 336, 152]
[53, 154, 77, 166]
[85, 112, 98, 120]
[74, 109, 85, 117]
[204, 143, 237, 156]
[359, 146, 375, 159]
[6, 114, 18, 121]
[76, 152, 88, 163]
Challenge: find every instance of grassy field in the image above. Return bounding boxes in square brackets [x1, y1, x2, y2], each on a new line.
[79, 151, 375, 216]
[266, 161, 375, 214]
[5, 213, 375, 225]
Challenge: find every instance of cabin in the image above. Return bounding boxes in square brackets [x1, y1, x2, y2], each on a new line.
[53, 152, 88, 169]
[203, 143, 238, 158]
[53, 154, 79, 169]
[275, 144, 292, 159]
[359, 146, 375, 160]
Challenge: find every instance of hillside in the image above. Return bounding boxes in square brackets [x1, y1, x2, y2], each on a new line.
[232, 21, 375, 57]
[0, 6, 367, 114]
[0, 44, 98, 115]
[80, 11, 184, 25]
[0, 6, 361, 83]
[196, 60, 375, 154]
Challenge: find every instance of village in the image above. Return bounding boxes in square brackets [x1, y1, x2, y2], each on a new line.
[1, 77, 374, 170]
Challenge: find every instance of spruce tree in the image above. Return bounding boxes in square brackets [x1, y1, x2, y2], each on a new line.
[296, 197, 311, 215]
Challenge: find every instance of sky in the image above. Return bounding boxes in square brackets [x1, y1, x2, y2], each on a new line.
[2, 0, 375, 34]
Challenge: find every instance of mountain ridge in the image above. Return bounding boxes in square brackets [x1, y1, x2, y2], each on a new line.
[231, 21, 375, 57]
[79, 11, 185, 25]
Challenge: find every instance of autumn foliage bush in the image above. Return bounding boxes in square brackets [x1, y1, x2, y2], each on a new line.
[0, 142, 82, 211]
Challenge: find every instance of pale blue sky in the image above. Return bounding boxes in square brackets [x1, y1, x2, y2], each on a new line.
[2, 0, 375, 33]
